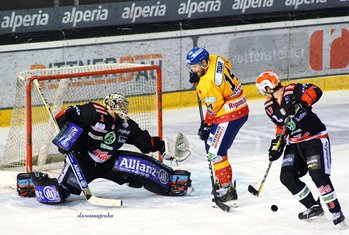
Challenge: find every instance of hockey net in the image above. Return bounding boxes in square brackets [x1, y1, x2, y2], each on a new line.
[1, 63, 162, 172]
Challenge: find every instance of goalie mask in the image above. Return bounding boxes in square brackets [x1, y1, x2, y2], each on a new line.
[104, 93, 129, 120]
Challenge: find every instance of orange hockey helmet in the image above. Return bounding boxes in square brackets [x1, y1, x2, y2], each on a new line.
[255, 70, 281, 95]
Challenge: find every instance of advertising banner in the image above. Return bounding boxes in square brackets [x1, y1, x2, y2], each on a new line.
[0, 0, 348, 34]
[0, 19, 348, 109]
[198, 23, 349, 83]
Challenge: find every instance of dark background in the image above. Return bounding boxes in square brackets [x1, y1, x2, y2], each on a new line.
[0, 0, 348, 45]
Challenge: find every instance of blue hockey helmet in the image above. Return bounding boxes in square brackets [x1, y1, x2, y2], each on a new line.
[186, 47, 209, 65]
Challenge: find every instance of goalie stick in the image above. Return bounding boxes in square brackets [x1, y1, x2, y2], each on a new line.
[197, 94, 230, 212]
[248, 117, 290, 197]
[33, 79, 122, 207]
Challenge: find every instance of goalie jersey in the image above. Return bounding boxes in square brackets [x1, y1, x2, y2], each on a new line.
[196, 54, 249, 125]
[55, 102, 164, 163]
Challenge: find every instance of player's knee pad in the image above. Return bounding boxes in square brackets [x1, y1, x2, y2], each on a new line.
[307, 155, 328, 187]
[308, 170, 331, 188]
[31, 172, 68, 204]
[280, 169, 304, 193]
[114, 151, 192, 196]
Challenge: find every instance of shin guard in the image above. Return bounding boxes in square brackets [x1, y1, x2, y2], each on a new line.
[213, 155, 232, 187]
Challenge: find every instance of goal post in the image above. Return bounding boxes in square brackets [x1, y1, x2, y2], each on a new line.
[1, 63, 162, 172]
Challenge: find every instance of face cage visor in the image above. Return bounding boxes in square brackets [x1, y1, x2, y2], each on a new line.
[256, 80, 275, 95]
[185, 60, 209, 73]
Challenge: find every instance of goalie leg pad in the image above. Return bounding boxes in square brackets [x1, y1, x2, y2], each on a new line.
[17, 173, 35, 197]
[31, 172, 66, 204]
[114, 151, 173, 194]
[114, 151, 192, 196]
[169, 170, 192, 196]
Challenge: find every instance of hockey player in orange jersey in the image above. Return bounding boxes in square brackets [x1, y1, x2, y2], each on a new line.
[186, 47, 249, 207]
[255, 70, 346, 227]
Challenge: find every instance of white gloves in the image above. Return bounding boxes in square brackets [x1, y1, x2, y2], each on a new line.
[163, 133, 191, 162]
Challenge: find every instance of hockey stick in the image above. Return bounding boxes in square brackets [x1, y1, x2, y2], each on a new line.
[33, 79, 122, 207]
[197, 94, 230, 212]
[248, 161, 272, 197]
[248, 117, 290, 197]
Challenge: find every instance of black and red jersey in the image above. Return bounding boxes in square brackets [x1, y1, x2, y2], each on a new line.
[264, 83, 327, 144]
[55, 102, 163, 163]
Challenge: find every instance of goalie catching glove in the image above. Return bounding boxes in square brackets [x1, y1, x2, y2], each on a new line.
[162, 133, 191, 162]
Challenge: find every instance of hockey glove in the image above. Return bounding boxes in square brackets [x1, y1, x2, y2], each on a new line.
[198, 121, 212, 141]
[189, 72, 200, 84]
[268, 136, 286, 161]
[163, 133, 191, 162]
[282, 103, 298, 116]
[282, 93, 299, 116]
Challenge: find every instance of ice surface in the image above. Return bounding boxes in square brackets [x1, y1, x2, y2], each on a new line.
[0, 91, 348, 235]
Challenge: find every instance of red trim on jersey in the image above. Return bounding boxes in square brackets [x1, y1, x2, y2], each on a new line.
[212, 106, 249, 124]
[301, 86, 317, 106]
[224, 84, 243, 102]
[92, 103, 108, 115]
[289, 131, 328, 144]
[204, 112, 215, 125]
[275, 125, 284, 136]
[92, 103, 106, 110]
[150, 137, 154, 150]
[284, 84, 295, 90]
[54, 109, 67, 120]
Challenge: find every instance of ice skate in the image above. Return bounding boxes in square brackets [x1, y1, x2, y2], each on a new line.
[298, 199, 324, 220]
[333, 211, 346, 229]
[215, 181, 239, 208]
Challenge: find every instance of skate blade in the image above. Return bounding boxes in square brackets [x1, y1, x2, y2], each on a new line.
[226, 201, 239, 208]
[335, 221, 347, 230]
[301, 214, 326, 222]
[211, 201, 239, 209]
[187, 186, 194, 194]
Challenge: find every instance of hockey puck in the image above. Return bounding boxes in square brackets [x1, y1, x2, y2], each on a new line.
[271, 205, 278, 212]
